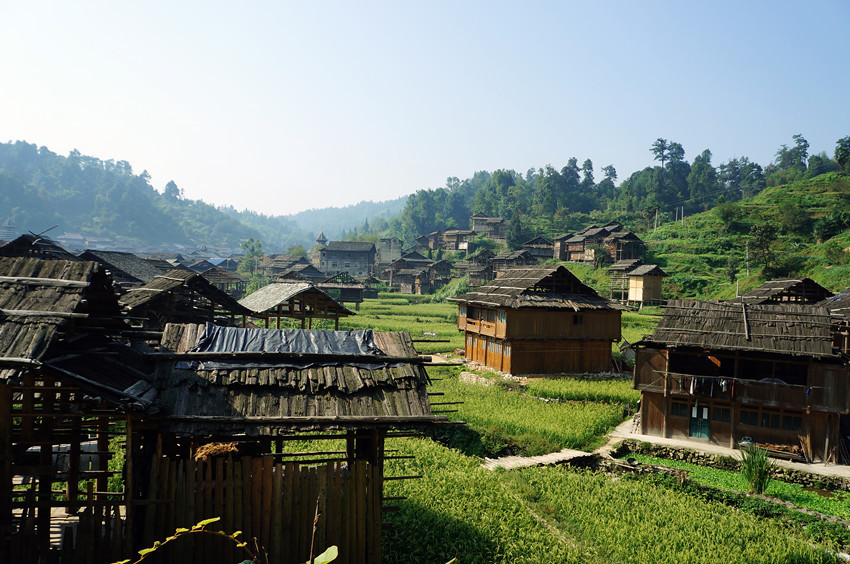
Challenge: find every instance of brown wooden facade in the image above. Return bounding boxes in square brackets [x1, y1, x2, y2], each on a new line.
[450, 266, 621, 375]
[634, 300, 849, 462]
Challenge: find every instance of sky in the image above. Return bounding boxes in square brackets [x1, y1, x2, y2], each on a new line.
[1, 1, 848, 216]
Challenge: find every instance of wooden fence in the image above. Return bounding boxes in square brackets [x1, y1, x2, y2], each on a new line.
[140, 455, 383, 564]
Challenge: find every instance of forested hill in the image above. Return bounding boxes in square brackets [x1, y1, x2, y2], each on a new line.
[0, 141, 402, 254]
[388, 135, 850, 247]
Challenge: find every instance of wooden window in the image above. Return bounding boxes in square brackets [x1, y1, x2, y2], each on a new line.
[486, 309, 496, 322]
[459, 305, 467, 316]
[504, 343, 511, 357]
[573, 314, 583, 325]
[740, 409, 759, 426]
[671, 401, 688, 418]
[711, 407, 730, 423]
[761, 411, 781, 429]
[782, 414, 802, 432]
[497, 311, 506, 323]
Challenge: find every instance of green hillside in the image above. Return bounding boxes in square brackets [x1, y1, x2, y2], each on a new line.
[644, 172, 850, 299]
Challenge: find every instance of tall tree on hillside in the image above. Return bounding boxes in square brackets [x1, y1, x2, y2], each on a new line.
[687, 150, 718, 210]
[739, 157, 766, 198]
[532, 166, 558, 215]
[665, 142, 690, 200]
[650, 138, 670, 169]
[580, 159, 595, 192]
[559, 158, 581, 209]
[835, 136, 850, 172]
[719, 158, 743, 199]
[597, 165, 617, 200]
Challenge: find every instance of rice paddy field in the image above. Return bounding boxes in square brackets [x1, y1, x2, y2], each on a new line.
[307, 294, 846, 562]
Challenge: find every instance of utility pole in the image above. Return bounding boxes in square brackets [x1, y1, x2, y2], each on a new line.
[654, 208, 658, 230]
[745, 240, 750, 276]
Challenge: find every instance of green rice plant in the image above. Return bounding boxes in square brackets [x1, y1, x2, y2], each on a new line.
[740, 446, 776, 494]
[383, 438, 589, 563]
[504, 466, 838, 563]
[524, 378, 640, 409]
[430, 367, 626, 454]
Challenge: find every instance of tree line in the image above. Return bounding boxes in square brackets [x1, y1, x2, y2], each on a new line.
[386, 135, 850, 247]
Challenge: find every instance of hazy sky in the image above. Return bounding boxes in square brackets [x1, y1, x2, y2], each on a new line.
[2, 2, 848, 216]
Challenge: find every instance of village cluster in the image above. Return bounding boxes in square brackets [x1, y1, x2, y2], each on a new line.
[1, 215, 849, 563]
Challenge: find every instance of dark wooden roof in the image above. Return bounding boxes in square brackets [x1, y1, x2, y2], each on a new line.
[734, 278, 833, 305]
[818, 288, 850, 319]
[201, 265, 246, 285]
[0, 258, 118, 372]
[645, 300, 836, 358]
[0, 234, 81, 261]
[449, 265, 617, 311]
[150, 323, 444, 435]
[0, 258, 155, 409]
[119, 269, 252, 316]
[522, 236, 553, 247]
[608, 259, 643, 272]
[628, 264, 666, 277]
[79, 249, 171, 284]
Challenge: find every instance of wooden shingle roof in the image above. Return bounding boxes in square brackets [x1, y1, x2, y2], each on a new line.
[645, 300, 836, 357]
[449, 265, 617, 311]
[239, 282, 353, 317]
[150, 323, 445, 435]
[119, 268, 252, 316]
[734, 278, 833, 305]
[79, 249, 171, 284]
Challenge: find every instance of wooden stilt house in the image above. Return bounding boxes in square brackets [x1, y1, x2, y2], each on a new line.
[0, 257, 156, 564]
[634, 300, 850, 462]
[119, 269, 253, 330]
[449, 266, 622, 375]
[239, 281, 353, 329]
[138, 323, 447, 564]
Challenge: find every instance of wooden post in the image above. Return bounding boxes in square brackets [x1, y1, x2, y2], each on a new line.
[124, 417, 134, 556]
[0, 383, 12, 563]
[729, 353, 740, 449]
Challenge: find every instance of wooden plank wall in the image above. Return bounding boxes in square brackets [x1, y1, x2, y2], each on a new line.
[141, 455, 381, 564]
[505, 310, 621, 341]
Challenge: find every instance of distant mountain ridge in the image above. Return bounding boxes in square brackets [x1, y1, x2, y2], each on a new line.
[0, 141, 405, 254]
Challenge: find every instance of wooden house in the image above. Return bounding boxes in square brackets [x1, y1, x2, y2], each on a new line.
[0, 257, 156, 563]
[119, 268, 253, 330]
[603, 231, 645, 261]
[627, 264, 667, 305]
[319, 242, 376, 277]
[521, 236, 554, 261]
[634, 300, 850, 462]
[449, 266, 622, 375]
[239, 281, 353, 329]
[470, 214, 508, 242]
[200, 265, 248, 299]
[735, 278, 834, 305]
[277, 262, 327, 284]
[318, 272, 366, 310]
[492, 250, 537, 277]
[608, 259, 643, 302]
[442, 229, 475, 252]
[142, 323, 447, 564]
[258, 254, 310, 279]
